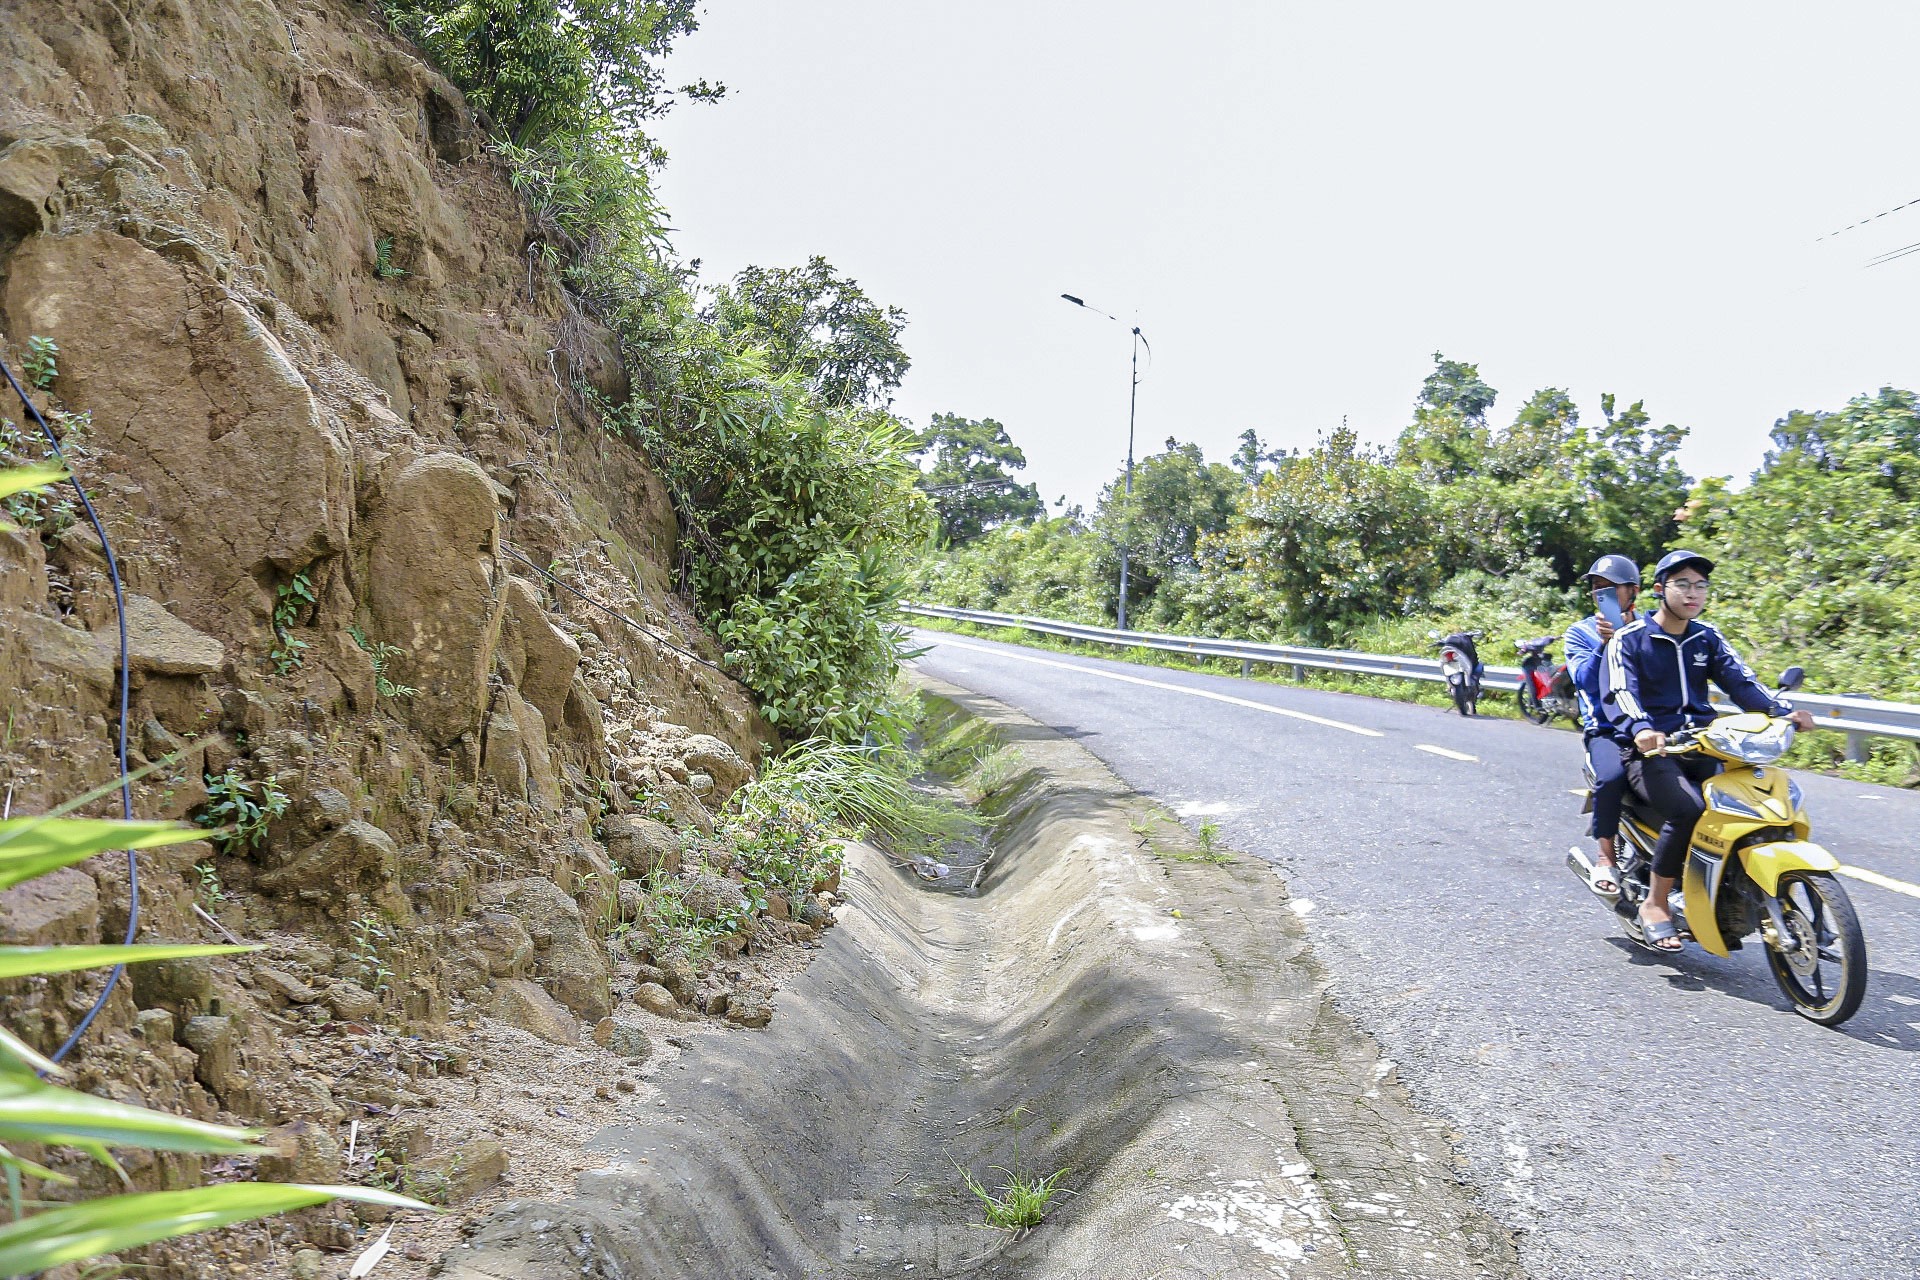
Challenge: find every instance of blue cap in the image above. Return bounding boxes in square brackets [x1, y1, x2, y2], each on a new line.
[1654, 549, 1714, 582]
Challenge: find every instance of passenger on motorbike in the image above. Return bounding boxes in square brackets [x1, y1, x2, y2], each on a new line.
[1601, 550, 1815, 951]
[1564, 554, 1641, 897]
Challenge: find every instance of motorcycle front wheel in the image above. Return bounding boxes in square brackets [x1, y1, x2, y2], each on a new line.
[1516, 681, 1549, 725]
[1764, 871, 1867, 1026]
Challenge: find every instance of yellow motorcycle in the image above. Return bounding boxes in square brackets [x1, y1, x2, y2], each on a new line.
[1569, 667, 1868, 1026]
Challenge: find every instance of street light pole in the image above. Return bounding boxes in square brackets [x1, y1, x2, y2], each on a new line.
[1061, 293, 1148, 631]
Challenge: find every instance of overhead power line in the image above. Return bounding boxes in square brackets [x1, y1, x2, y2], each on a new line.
[1817, 196, 1920, 242]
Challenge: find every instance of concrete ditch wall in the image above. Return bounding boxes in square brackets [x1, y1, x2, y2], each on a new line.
[441, 676, 1521, 1279]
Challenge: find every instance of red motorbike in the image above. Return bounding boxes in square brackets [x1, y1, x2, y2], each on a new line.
[1515, 635, 1578, 725]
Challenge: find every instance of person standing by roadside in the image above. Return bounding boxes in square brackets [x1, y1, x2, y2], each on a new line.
[1564, 554, 1641, 897]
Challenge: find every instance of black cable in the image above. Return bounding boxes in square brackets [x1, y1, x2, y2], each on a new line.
[1, 355, 137, 1066]
[499, 543, 730, 676]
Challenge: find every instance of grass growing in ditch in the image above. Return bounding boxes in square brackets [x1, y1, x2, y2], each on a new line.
[954, 1105, 1072, 1231]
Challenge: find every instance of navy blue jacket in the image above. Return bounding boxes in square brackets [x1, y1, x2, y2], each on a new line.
[1601, 615, 1792, 740]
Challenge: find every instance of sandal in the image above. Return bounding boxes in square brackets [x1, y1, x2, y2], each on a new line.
[1588, 860, 1621, 899]
[1637, 912, 1683, 953]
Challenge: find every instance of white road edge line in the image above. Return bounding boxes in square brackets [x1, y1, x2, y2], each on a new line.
[931, 637, 1385, 737]
[1414, 743, 1478, 762]
[1837, 864, 1920, 901]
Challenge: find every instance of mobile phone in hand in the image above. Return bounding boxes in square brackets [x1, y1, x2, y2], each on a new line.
[1594, 587, 1625, 629]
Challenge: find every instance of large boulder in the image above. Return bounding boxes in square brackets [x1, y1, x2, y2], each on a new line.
[255, 820, 411, 923]
[365, 453, 503, 747]
[498, 577, 580, 730]
[0, 231, 353, 636]
[478, 878, 610, 1022]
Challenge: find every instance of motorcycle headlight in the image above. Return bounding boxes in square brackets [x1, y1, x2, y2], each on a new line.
[1711, 791, 1763, 819]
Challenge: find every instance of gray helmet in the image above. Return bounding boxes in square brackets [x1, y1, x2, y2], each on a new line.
[1586, 554, 1641, 587]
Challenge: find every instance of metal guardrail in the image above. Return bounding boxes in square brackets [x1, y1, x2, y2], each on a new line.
[905, 603, 1920, 759]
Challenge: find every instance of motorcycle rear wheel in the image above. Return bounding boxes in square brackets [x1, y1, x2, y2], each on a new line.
[1517, 682, 1549, 725]
[1764, 872, 1867, 1026]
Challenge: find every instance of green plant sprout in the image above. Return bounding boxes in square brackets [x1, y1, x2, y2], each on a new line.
[269, 571, 315, 673]
[197, 770, 288, 855]
[22, 335, 58, 389]
[349, 625, 418, 699]
[373, 235, 409, 280]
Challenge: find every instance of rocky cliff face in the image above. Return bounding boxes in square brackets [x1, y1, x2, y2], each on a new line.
[0, 1, 792, 1270]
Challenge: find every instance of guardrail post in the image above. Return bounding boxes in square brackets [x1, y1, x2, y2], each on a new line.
[1291, 663, 1305, 682]
[1846, 731, 1871, 764]
[1240, 659, 1252, 678]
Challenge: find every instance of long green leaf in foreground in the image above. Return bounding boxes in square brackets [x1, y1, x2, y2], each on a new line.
[0, 1074, 263, 1156]
[0, 464, 69, 500]
[0, 943, 257, 982]
[0, 1183, 432, 1274]
[0, 818, 212, 892]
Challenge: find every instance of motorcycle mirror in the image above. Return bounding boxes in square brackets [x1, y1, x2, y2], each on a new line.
[1778, 665, 1805, 692]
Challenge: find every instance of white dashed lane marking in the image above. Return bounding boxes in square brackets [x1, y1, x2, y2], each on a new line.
[1414, 744, 1479, 762]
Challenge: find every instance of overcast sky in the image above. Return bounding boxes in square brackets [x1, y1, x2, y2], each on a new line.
[653, 2, 1920, 511]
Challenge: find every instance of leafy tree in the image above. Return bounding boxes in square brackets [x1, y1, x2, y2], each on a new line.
[1419, 352, 1498, 424]
[1235, 426, 1440, 640]
[1574, 393, 1690, 573]
[911, 413, 1043, 544]
[1093, 438, 1241, 610]
[708, 257, 910, 409]
[1231, 428, 1285, 485]
[1695, 387, 1920, 698]
[384, 0, 720, 157]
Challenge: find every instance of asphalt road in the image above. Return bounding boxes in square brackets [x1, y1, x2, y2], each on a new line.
[911, 630, 1920, 1280]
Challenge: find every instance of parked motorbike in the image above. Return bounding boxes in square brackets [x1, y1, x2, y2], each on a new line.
[1515, 635, 1577, 725]
[1431, 630, 1483, 716]
[1567, 666, 1867, 1026]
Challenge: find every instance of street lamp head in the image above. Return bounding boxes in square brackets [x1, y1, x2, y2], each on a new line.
[1060, 293, 1084, 306]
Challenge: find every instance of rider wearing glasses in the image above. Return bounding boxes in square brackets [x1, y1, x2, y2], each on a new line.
[1601, 550, 1815, 952]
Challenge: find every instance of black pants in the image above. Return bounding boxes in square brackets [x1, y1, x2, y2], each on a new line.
[1626, 753, 1721, 879]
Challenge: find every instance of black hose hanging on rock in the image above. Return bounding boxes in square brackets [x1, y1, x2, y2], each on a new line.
[1, 354, 139, 1065]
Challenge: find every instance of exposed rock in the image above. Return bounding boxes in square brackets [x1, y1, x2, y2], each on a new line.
[180, 1014, 237, 1094]
[725, 989, 773, 1029]
[448, 911, 535, 984]
[631, 983, 681, 1019]
[491, 977, 578, 1046]
[478, 878, 610, 1020]
[133, 1008, 176, 1045]
[255, 820, 410, 923]
[0, 866, 99, 944]
[412, 1138, 508, 1205]
[366, 453, 503, 746]
[130, 956, 213, 1016]
[606, 1018, 652, 1060]
[301, 787, 355, 832]
[259, 1118, 340, 1184]
[121, 595, 225, 676]
[1, 231, 353, 637]
[324, 981, 381, 1022]
[254, 966, 320, 1006]
[0, 138, 61, 240]
[682, 872, 747, 922]
[603, 814, 680, 879]
[657, 953, 698, 1006]
[500, 577, 581, 729]
[680, 734, 751, 795]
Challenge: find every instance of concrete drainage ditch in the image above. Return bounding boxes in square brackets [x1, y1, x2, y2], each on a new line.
[440, 677, 1520, 1279]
